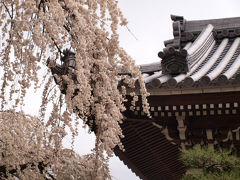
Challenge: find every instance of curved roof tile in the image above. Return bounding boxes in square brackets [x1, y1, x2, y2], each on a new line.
[218, 53, 240, 84]
[184, 38, 228, 87]
[201, 37, 240, 84]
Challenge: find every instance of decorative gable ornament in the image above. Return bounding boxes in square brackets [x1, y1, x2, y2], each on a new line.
[158, 47, 188, 75]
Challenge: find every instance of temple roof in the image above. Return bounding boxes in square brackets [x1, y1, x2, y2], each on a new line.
[137, 15, 240, 91]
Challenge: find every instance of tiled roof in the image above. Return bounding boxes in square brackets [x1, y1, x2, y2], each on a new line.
[139, 16, 240, 90]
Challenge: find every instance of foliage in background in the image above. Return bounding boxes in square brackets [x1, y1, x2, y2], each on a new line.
[0, 0, 150, 179]
[180, 145, 240, 180]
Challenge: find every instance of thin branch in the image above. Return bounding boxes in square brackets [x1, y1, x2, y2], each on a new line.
[11, 1, 13, 19]
[126, 25, 138, 40]
[2, 2, 12, 19]
[46, 83, 57, 99]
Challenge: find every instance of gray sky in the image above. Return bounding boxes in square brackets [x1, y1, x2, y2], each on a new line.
[24, 1, 240, 180]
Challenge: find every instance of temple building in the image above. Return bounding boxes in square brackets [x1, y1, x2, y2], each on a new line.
[49, 15, 240, 180]
[115, 15, 240, 180]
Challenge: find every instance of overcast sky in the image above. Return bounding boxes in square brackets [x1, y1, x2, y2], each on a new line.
[24, 1, 240, 180]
